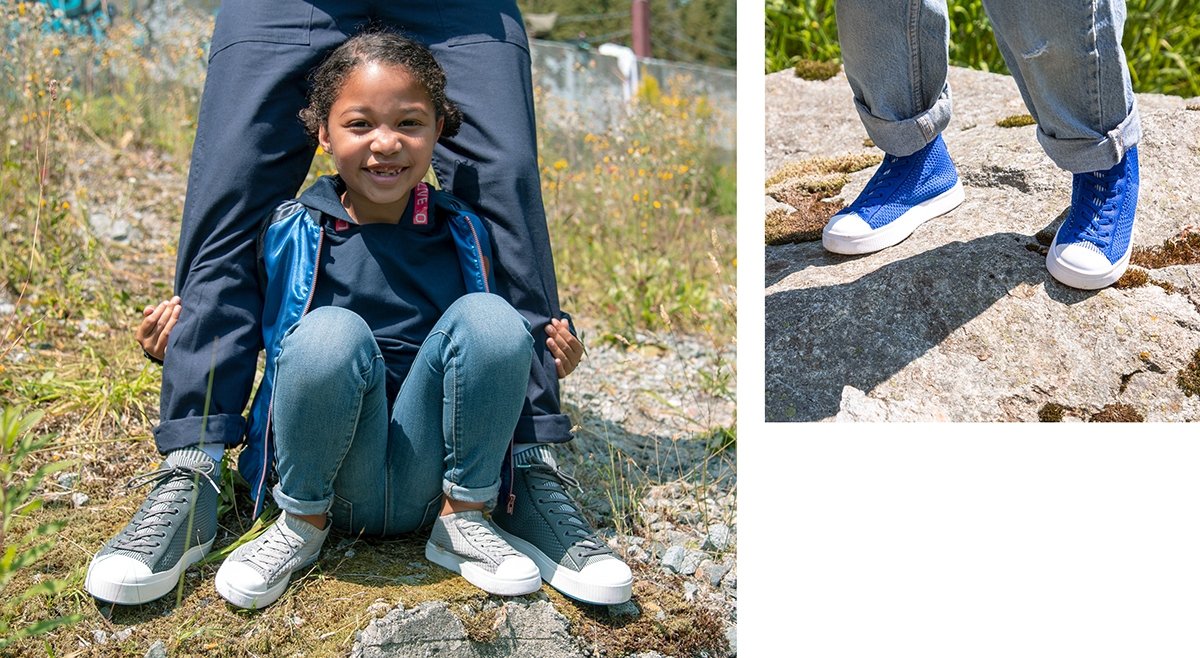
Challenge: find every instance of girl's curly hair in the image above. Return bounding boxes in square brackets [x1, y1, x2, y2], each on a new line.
[299, 31, 463, 141]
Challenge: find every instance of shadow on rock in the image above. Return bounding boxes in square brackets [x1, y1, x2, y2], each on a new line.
[765, 216, 1100, 421]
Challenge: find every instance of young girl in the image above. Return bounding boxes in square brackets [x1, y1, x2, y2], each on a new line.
[137, 32, 586, 610]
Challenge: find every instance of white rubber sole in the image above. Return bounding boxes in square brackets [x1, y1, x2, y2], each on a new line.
[85, 537, 214, 605]
[425, 541, 542, 596]
[1045, 238, 1132, 290]
[214, 554, 319, 610]
[495, 527, 633, 605]
[822, 180, 965, 255]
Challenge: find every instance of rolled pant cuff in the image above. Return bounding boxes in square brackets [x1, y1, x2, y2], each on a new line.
[271, 483, 331, 517]
[1037, 105, 1142, 173]
[154, 414, 247, 454]
[854, 86, 952, 157]
[443, 478, 500, 508]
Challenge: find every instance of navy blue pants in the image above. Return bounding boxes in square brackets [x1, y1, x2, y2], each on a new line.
[154, 0, 571, 453]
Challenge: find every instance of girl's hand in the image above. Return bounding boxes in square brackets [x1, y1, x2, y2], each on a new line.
[545, 318, 583, 378]
[137, 296, 181, 363]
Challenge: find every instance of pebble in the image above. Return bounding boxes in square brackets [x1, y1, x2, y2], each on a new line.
[702, 562, 731, 588]
[92, 629, 108, 645]
[114, 628, 133, 642]
[145, 640, 167, 658]
[680, 550, 705, 576]
[683, 581, 699, 602]
[71, 492, 90, 508]
[608, 600, 640, 619]
[660, 545, 686, 573]
[57, 472, 79, 489]
[702, 524, 732, 552]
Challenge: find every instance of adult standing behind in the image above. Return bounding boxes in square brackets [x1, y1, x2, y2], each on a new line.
[821, 0, 1141, 291]
[84, 1, 631, 606]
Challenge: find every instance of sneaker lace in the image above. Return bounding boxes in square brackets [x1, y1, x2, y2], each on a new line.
[458, 517, 520, 558]
[243, 521, 305, 573]
[112, 463, 219, 555]
[845, 153, 910, 219]
[1075, 168, 1122, 248]
[521, 463, 614, 559]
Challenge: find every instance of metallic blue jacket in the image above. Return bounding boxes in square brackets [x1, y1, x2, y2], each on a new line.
[239, 178, 496, 513]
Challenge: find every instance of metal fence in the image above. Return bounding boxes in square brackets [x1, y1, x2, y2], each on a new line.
[530, 39, 736, 152]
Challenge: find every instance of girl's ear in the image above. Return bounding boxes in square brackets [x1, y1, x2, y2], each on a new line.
[435, 116, 444, 139]
[318, 124, 331, 154]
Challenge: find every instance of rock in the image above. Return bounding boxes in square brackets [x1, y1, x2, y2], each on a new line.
[766, 66, 1200, 421]
[702, 524, 731, 552]
[661, 545, 686, 573]
[92, 630, 108, 645]
[88, 211, 130, 242]
[114, 628, 133, 642]
[144, 640, 167, 658]
[721, 567, 737, 594]
[725, 623, 737, 656]
[57, 472, 79, 489]
[702, 561, 732, 588]
[683, 581, 699, 602]
[680, 550, 705, 576]
[608, 600, 640, 619]
[71, 492, 90, 508]
[351, 600, 586, 658]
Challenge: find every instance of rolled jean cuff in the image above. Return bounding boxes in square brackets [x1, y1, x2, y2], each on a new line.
[271, 483, 331, 517]
[1037, 104, 1142, 173]
[443, 477, 500, 508]
[854, 85, 952, 158]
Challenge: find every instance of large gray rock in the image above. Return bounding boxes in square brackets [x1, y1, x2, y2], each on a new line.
[351, 600, 586, 658]
[766, 66, 1200, 421]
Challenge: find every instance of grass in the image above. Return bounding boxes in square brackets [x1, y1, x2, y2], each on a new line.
[766, 0, 1200, 98]
[0, 3, 735, 655]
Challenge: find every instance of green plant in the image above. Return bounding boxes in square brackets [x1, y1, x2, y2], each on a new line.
[766, 0, 1200, 98]
[537, 75, 736, 339]
[0, 407, 81, 650]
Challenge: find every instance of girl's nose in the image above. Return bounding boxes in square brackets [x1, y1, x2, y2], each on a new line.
[371, 128, 401, 154]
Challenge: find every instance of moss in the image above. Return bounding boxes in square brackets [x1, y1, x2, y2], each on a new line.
[1114, 267, 1149, 289]
[551, 567, 730, 658]
[996, 114, 1036, 128]
[862, 137, 875, 148]
[794, 59, 841, 81]
[1151, 279, 1177, 294]
[1131, 228, 1200, 269]
[1178, 349, 1200, 397]
[765, 197, 840, 245]
[1037, 402, 1066, 422]
[1187, 103, 1200, 111]
[461, 605, 502, 644]
[1089, 403, 1144, 422]
[766, 153, 883, 187]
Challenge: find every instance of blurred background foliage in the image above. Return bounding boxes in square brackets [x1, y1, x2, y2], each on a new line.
[766, 0, 1200, 99]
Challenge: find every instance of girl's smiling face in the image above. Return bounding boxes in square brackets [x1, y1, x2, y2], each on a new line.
[318, 61, 443, 224]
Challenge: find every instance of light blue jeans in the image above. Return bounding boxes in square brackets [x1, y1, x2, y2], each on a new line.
[268, 293, 533, 536]
[835, 0, 1140, 172]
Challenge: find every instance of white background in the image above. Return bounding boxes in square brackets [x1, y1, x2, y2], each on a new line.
[737, 6, 1200, 657]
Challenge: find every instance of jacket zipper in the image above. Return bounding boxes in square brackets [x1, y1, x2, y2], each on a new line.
[466, 218, 490, 294]
[256, 226, 324, 515]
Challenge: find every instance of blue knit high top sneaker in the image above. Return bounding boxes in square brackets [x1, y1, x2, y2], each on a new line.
[1046, 146, 1139, 290]
[822, 133, 964, 255]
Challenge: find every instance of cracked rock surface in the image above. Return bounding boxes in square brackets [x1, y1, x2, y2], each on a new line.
[765, 66, 1200, 421]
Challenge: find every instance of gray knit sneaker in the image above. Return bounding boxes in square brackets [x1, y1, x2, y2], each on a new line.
[84, 448, 219, 605]
[425, 510, 541, 596]
[214, 511, 330, 609]
[492, 446, 633, 604]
